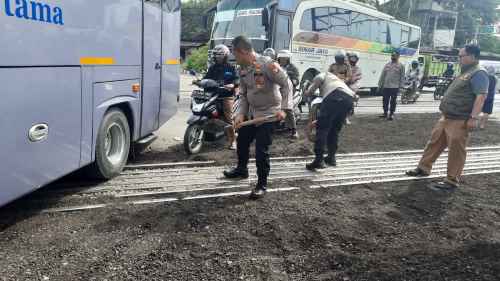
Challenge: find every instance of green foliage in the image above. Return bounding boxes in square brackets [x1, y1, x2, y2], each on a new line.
[479, 35, 500, 54]
[181, 0, 217, 42]
[184, 45, 209, 73]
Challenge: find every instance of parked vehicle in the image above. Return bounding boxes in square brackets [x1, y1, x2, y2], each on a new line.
[208, 0, 421, 96]
[1, 0, 181, 207]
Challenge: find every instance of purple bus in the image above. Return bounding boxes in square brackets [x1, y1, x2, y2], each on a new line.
[0, 0, 181, 207]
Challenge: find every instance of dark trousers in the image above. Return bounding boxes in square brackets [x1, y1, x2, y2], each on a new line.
[237, 122, 273, 187]
[382, 88, 399, 115]
[314, 91, 354, 161]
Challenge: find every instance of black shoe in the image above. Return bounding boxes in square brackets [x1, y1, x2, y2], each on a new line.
[223, 168, 249, 179]
[249, 186, 267, 199]
[324, 156, 337, 166]
[429, 181, 458, 191]
[379, 114, 388, 118]
[405, 168, 429, 177]
[306, 161, 326, 171]
[387, 115, 394, 121]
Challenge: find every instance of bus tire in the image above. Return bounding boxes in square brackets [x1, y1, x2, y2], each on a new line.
[90, 108, 131, 179]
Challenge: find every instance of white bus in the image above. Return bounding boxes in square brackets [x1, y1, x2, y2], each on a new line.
[209, 0, 421, 94]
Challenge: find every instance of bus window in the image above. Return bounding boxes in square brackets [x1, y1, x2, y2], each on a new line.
[329, 7, 351, 37]
[311, 7, 330, 33]
[351, 12, 372, 42]
[409, 27, 420, 49]
[300, 9, 312, 31]
[401, 25, 409, 47]
[275, 13, 291, 50]
[370, 18, 387, 44]
[388, 22, 402, 47]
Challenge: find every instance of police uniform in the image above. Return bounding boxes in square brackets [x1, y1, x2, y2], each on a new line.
[328, 63, 352, 82]
[229, 54, 291, 190]
[282, 63, 300, 133]
[305, 72, 355, 168]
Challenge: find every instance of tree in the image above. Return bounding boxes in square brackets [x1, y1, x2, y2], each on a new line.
[181, 0, 217, 42]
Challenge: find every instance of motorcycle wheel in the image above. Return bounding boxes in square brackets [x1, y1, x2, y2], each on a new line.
[184, 123, 205, 154]
[307, 103, 320, 142]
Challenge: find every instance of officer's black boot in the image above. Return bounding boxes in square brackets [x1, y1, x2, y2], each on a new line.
[306, 157, 326, 171]
[324, 154, 337, 166]
[223, 167, 249, 179]
[249, 184, 267, 199]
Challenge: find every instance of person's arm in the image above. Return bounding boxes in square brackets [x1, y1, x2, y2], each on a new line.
[266, 61, 291, 112]
[399, 64, 406, 88]
[305, 75, 323, 97]
[288, 64, 300, 86]
[203, 65, 215, 80]
[378, 64, 386, 89]
[468, 70, 490, 129]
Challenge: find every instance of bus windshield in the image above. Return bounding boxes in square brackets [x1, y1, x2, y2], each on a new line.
[212, 0, 270, 44]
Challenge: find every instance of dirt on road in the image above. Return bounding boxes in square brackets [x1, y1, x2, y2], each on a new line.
[132, 113, 500, 166]
[1, 113, 500, 281]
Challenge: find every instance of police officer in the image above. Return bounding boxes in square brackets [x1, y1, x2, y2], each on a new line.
[277, 49, 300, 139]
[304, 72, 355, 170]
[406, 45, 488, 190]
[223, 36, 291, 199]
[329, 50, 352, 82]
[378, 50, 405, 120]
[203, 44, 238, 149]
[346, 52, 362, 93]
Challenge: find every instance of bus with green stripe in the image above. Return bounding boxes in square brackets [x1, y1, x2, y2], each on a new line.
[208, 0, 421, 94]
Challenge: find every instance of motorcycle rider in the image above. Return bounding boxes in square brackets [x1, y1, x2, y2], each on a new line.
[345, 52, 362, 124]
[263, 48, 277, 61]
[202, 44, 239, 149]
[443, 63, 455, 78]
[346, 52, 362, 93]
[277, 49, 300, 139]
[223, 36, 291, 199]
[406, 60, 421, 93]
[329, 50, 352, 83]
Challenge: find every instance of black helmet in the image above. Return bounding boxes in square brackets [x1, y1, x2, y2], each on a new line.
[334, 50, 346, 63]
[411, 60, 419, 67]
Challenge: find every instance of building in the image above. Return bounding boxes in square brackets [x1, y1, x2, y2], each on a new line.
[413, 0, 458, 49]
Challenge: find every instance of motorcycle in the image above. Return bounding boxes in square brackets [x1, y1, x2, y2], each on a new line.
[401, 81, 420, 104]
[183, 77, 231, 154]
[434, 77, 453, 100]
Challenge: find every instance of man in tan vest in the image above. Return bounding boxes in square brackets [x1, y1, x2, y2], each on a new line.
[406, 45, 489, 190]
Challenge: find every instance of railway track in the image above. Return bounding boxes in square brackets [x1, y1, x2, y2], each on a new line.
[30, 146, 500, 213]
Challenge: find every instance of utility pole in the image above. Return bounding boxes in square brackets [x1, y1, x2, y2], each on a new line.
[407, 0, 413, 21]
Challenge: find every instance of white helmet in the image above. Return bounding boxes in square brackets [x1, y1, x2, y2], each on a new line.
[277, 50, 292, 59]
[486, 65, 496, 76]
[213, 44, 230, 58]
[263, 48, 276, 60]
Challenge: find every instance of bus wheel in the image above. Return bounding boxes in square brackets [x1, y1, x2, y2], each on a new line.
[184, 123, 204, 154]
[91, 108, 131, 179]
